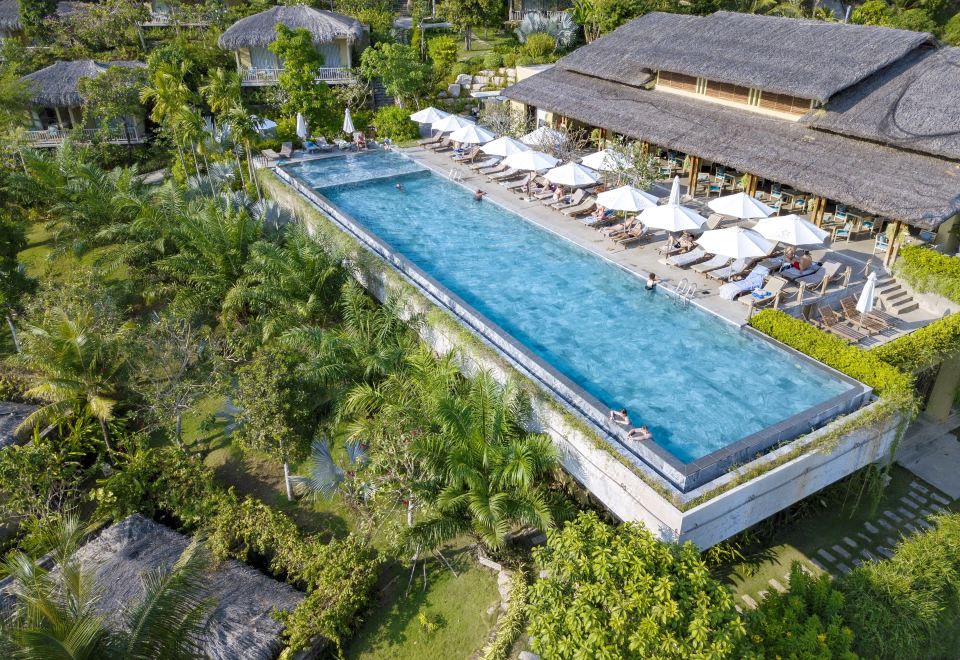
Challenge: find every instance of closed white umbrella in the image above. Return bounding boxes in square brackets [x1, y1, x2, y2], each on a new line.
[296, 112, 309, 140]
[448, 123, 496, 145]
[856, 272, 877, 315]
[597, 185, 658, 212]
[708, 191, 775, 219]
[503, 150, 558, 172]
[409, 106, 450, 124]
[638, 177, 705, 232]
[521, 125, 566, 148]
[432, 114, 473, 133]
[580, 148, 628, 172]
[753, 214, 830, 247]
[481, 136, 529, 157]
[696, 227, 774, 259]
[546, 162, 598, 187]
[342, 108, 355, 135]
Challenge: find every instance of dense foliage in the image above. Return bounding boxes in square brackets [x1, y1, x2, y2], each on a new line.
[894, 245, 960, 305]
[359, 42, 433, 107]
[269, 25, 338, 136]
[371, 105, 421, 141]
[873, 312, 960, 374]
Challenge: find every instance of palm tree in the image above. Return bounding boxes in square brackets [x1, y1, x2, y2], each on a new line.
[140, 63, 193, 178]
[0, 515, 215, 659]
[222, 105, 262, 201]
[199, 68, 241, 118]
[16, 307, 134, 452]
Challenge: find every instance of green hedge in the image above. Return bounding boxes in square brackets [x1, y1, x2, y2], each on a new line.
[895, 244, 960, 304]
[873, 312, 960, 374]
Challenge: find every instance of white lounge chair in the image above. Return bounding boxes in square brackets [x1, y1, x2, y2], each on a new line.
[739, 276, 787, 306]
[469, 157, 500, 171]
[667, 247, 709, 267]
[690, 254, 730, 274]
[718, 266, 769, 300]
[708, 258, 754, 281]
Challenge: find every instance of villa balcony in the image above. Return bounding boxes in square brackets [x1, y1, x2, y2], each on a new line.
[509, 8, 568, 20]
[26, 126, 148, 148]
[239, 67, 355, 87]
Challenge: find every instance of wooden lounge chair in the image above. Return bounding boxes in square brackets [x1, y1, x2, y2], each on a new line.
[427, 138, 452, 151]
[839, 296, 897, 325]
[614, 224, 649, 246]
[708, 257, 755, 281]
[691, 254, 731, 274]
[490, 167, 522, 181]
[816, 306, 866, 343]
[839, 297, 890, 334]
[453, 146, 480, 162]
[740, 276, 787, 307]
[792, 261, 843, 290]
[561, 197, 598, 217]
[479, 162, 508, 176]
[261, 148, 281, 161]
[504, 172, 535, 190]
[551, 188, 586, 210]
[469, 157, 500, 170]
[604, 217, 638, 237]
[419, 134, 443, 147]
[279, 142, 293, 158]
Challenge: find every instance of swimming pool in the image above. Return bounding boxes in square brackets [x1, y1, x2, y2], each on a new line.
[282, 152, 862, 480]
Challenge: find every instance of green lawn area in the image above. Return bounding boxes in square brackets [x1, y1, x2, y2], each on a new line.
[20, 223, 126, 282]
[346, 548, 501, 660]
[456, 30, 516, 60]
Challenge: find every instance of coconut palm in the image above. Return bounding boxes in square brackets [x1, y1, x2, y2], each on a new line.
[0, 515, 215, 660]
[199, 67, 241, 118]
[140, 63, 193, 177]
[222, 105, 261, 201]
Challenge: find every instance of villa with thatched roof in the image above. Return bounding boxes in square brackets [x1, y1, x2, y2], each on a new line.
[20, 59, 148, 148]
[0, 0, 85, 40]
[218, 5, 366, 86]
[503, 11, 960, 255]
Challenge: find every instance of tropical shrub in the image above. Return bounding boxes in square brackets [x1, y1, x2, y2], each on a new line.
[944, 13, 960, 46]
[514, 11, 578, 50]
[360, 42, 433, 107]
[522, 32, 557, 58]
[527, 511, 745, 658]
[482, 51, 503, 69]
[872, 312, 960, 374]
[427, 35, 459, 78]
[371, 105, 420, 141]
[894, 244, 960, 304]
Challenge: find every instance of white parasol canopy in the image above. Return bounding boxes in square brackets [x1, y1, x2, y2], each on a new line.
[708, 191, 775, 219]
[580, 148, 628, 172]
[503, 150, 559, 172]
[252, 116, 277, 135]
[432, 114, 473, 133]
[753, 214, 830, 247]
[696, 227, 774, 259]
[448, 123, 496, 145]
[296, 112, 309, 140]
[342, 108, 355, 134]
[545, 162, 598, 187]
[481, 136, 529, 157]
[596, 185, 659, 212]
[409, 106, 450, 124]
[521, 125, 566, 148]
[637, 176, 705, 232]
[857, 271, 877, 315]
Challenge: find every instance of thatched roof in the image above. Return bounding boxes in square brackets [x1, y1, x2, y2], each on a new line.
[218, 5, 363, 50]
[0, 0, 86, 31]
[0, 402, 36, 448]
[503, 66, 960, 229]
[0, 515, 304, 660]
[21, 59, 145, 107]
[559, 11, 932, 103]
[805, 45, 960, 162]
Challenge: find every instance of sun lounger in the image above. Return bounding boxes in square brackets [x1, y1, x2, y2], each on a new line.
[453, 146, 480, 162]
[840, 296, 896, 325]
[490, 168, 522, 181]
[261, 148, 281, 161]
[279, 142, 293, 158]
[707, 257, 755, 281]
[551, 189, 586, 210]
[479, 163, 508, 176]
[691, 254, 731, 274]
[335, 138, 351, 150]
[667, 247, 709, 268]
[469, 157, 500, 171]
[739, 275, 787, 306]
[604, 217, 637, 237]
[779, 263, 821, 281]
[840, 296, 890, 333]
[304, 140, 321, 154]
[719, 266, 770, 300]
[419, 134, 443, 147]
[792, 261, 844, 291]
[505, 173, 535, 191]
[816, 306, 866, 343]
[562, 198, 598, 217]
[614, 224, 649, 246]
[427, 138, 452, 151]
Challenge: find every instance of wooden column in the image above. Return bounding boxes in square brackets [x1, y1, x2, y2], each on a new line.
[884, 220, 903, 268]
[744, 173, 758, 197]
[687, 155, 701, 196]
[810, 196, 826, 226]
[640, 141, 650, 158]
[53, 106, 65, 128]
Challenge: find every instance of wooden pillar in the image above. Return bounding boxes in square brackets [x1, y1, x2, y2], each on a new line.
[54, 106, 65, 128]
[884, 220, 903, 268]
[640, 141, 650, 158]
[67, 106, 78, 128]
[687, 155, 701, 196]
[809, 196, 825, 226]
[234, 50, 241, 72]
[744, 173, 758, 197]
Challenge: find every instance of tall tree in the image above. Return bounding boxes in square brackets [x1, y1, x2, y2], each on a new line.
[269, 25, 337, 134]
[17, 0, 56, 38]
[0, 213, 35, 352]
[359, 42, 432, 108]
[437, 0, 503, 50]
[139, 62, 193, 179]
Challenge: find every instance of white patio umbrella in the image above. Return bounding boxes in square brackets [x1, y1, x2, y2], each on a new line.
[448, 123, 496, 145]
[342, 108, 355, 135]
[409, 106, 450, 124]
[597, 185, 658, 212]
[432, 114, 473, 133]
[857, 272, 877, 316]
[580, 148, 628, 172]
[708, 191, 775, 219]
[481, 136, 529, 157]
[545, 162, 598, 187]
[521, 125, 566, 148]
[252, 116, 277, 135]
[295, 112, 309, 140]
[638, 177, 705, 232]
[503, 150, 558, 172]
[753, 214, 830, 247]
[696, 227, 774, 259]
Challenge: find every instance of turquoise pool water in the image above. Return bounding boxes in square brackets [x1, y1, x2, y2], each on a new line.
[285, 152, 853, 463]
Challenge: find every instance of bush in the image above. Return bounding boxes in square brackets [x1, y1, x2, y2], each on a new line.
[483, 52, 503, 69]
[873, 313, 960, 374]
[427, 35, 458, 77]
[503, 52, 518, 68]
[944, 13, 960, 46]
[371, 105, 420, 141]
[894, 244, 960, 304]
[523, 32, 556, 58]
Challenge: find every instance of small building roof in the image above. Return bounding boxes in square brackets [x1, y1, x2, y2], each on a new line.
[218, 5, 363, 50]
[0, 515, 304, 660]
[21, 59, 145, 107]
[560, 11, 932, 103]
[0, 401, 36, 448]
[503, 66, 960, 229]
[0, 0, 86, 31]
[805, 45, 960, 162]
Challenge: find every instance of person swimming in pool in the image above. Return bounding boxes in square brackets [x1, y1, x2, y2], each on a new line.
[627, 425, 651, 441]
[610, 408, 630, 425]
[646, 272, 657, 290]
[474, 189, 486, 202]
[395, 183, 403, 191]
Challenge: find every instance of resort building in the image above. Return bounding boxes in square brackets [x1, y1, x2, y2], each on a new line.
[0, 0, 85, 42]
[508, 0, 571, 21]
[20, 60, 148, 147]
[218, 5, 366, 87]
[502, 12, 960, 259]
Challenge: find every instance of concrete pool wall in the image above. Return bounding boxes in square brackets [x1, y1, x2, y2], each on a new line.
[263, 167, 903, 548]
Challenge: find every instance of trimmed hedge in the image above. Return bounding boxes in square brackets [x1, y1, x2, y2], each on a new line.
[895, 244, 960, 304]
[873, 312, 960, 374]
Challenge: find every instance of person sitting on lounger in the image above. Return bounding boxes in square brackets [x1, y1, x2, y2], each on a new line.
[678, 232, 695, 250]
[552, 187, 565, 204]
[798, 253, 813, 272]
[646, 273, 657, 290]
[474, 189, 486, 202]
[610, 408, 630, 425]
[591, 205, 608, 223]
[627, 425, 651, 441]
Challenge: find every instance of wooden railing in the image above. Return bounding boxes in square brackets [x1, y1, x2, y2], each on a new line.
[26, 126, 147, 147]
[509, 8, 568, 20]
[239, 67, 355, 85]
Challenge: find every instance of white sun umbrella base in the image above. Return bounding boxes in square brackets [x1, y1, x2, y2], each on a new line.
[708, 192, 776, 219]
[481, 136, 529, 157]
[409, 106, 450, 124]
[448, 123, 496, 145]
[697, 227, 774, 259]
[546, 162, 598, 187]
[597, 185, 659, 212]
[503, 150, 559, 172]
[432, 114, 473, 133]
[580, 148, 629, 172]
[753, 214, 830, 247]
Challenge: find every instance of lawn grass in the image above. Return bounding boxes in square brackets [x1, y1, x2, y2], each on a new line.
[20, 223, 127, 282]
[346, 548, 501, 660]
[456, 29, 516, 61]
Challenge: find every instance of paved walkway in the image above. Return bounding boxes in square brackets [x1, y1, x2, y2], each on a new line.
[897, 412, 960, 499]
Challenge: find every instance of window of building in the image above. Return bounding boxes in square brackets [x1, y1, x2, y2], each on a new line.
[757, 92, 812, 115]
[705, 81, 751, 104]
[657, 71, 697, 93]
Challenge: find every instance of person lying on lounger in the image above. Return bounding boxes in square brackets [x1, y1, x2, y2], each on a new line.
[610, 408, 630, 425]
[628, 425, 652, 441]
[591, 205, 610, 223]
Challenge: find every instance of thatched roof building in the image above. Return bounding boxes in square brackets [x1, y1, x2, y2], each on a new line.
[0, 401, 36, 448]
[218, 5, 363, 50]
[0, 515, 304, 660]
[21, 59, 145, 107]
[0, 0, 85, 33]
[502, 12, 960, 229]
